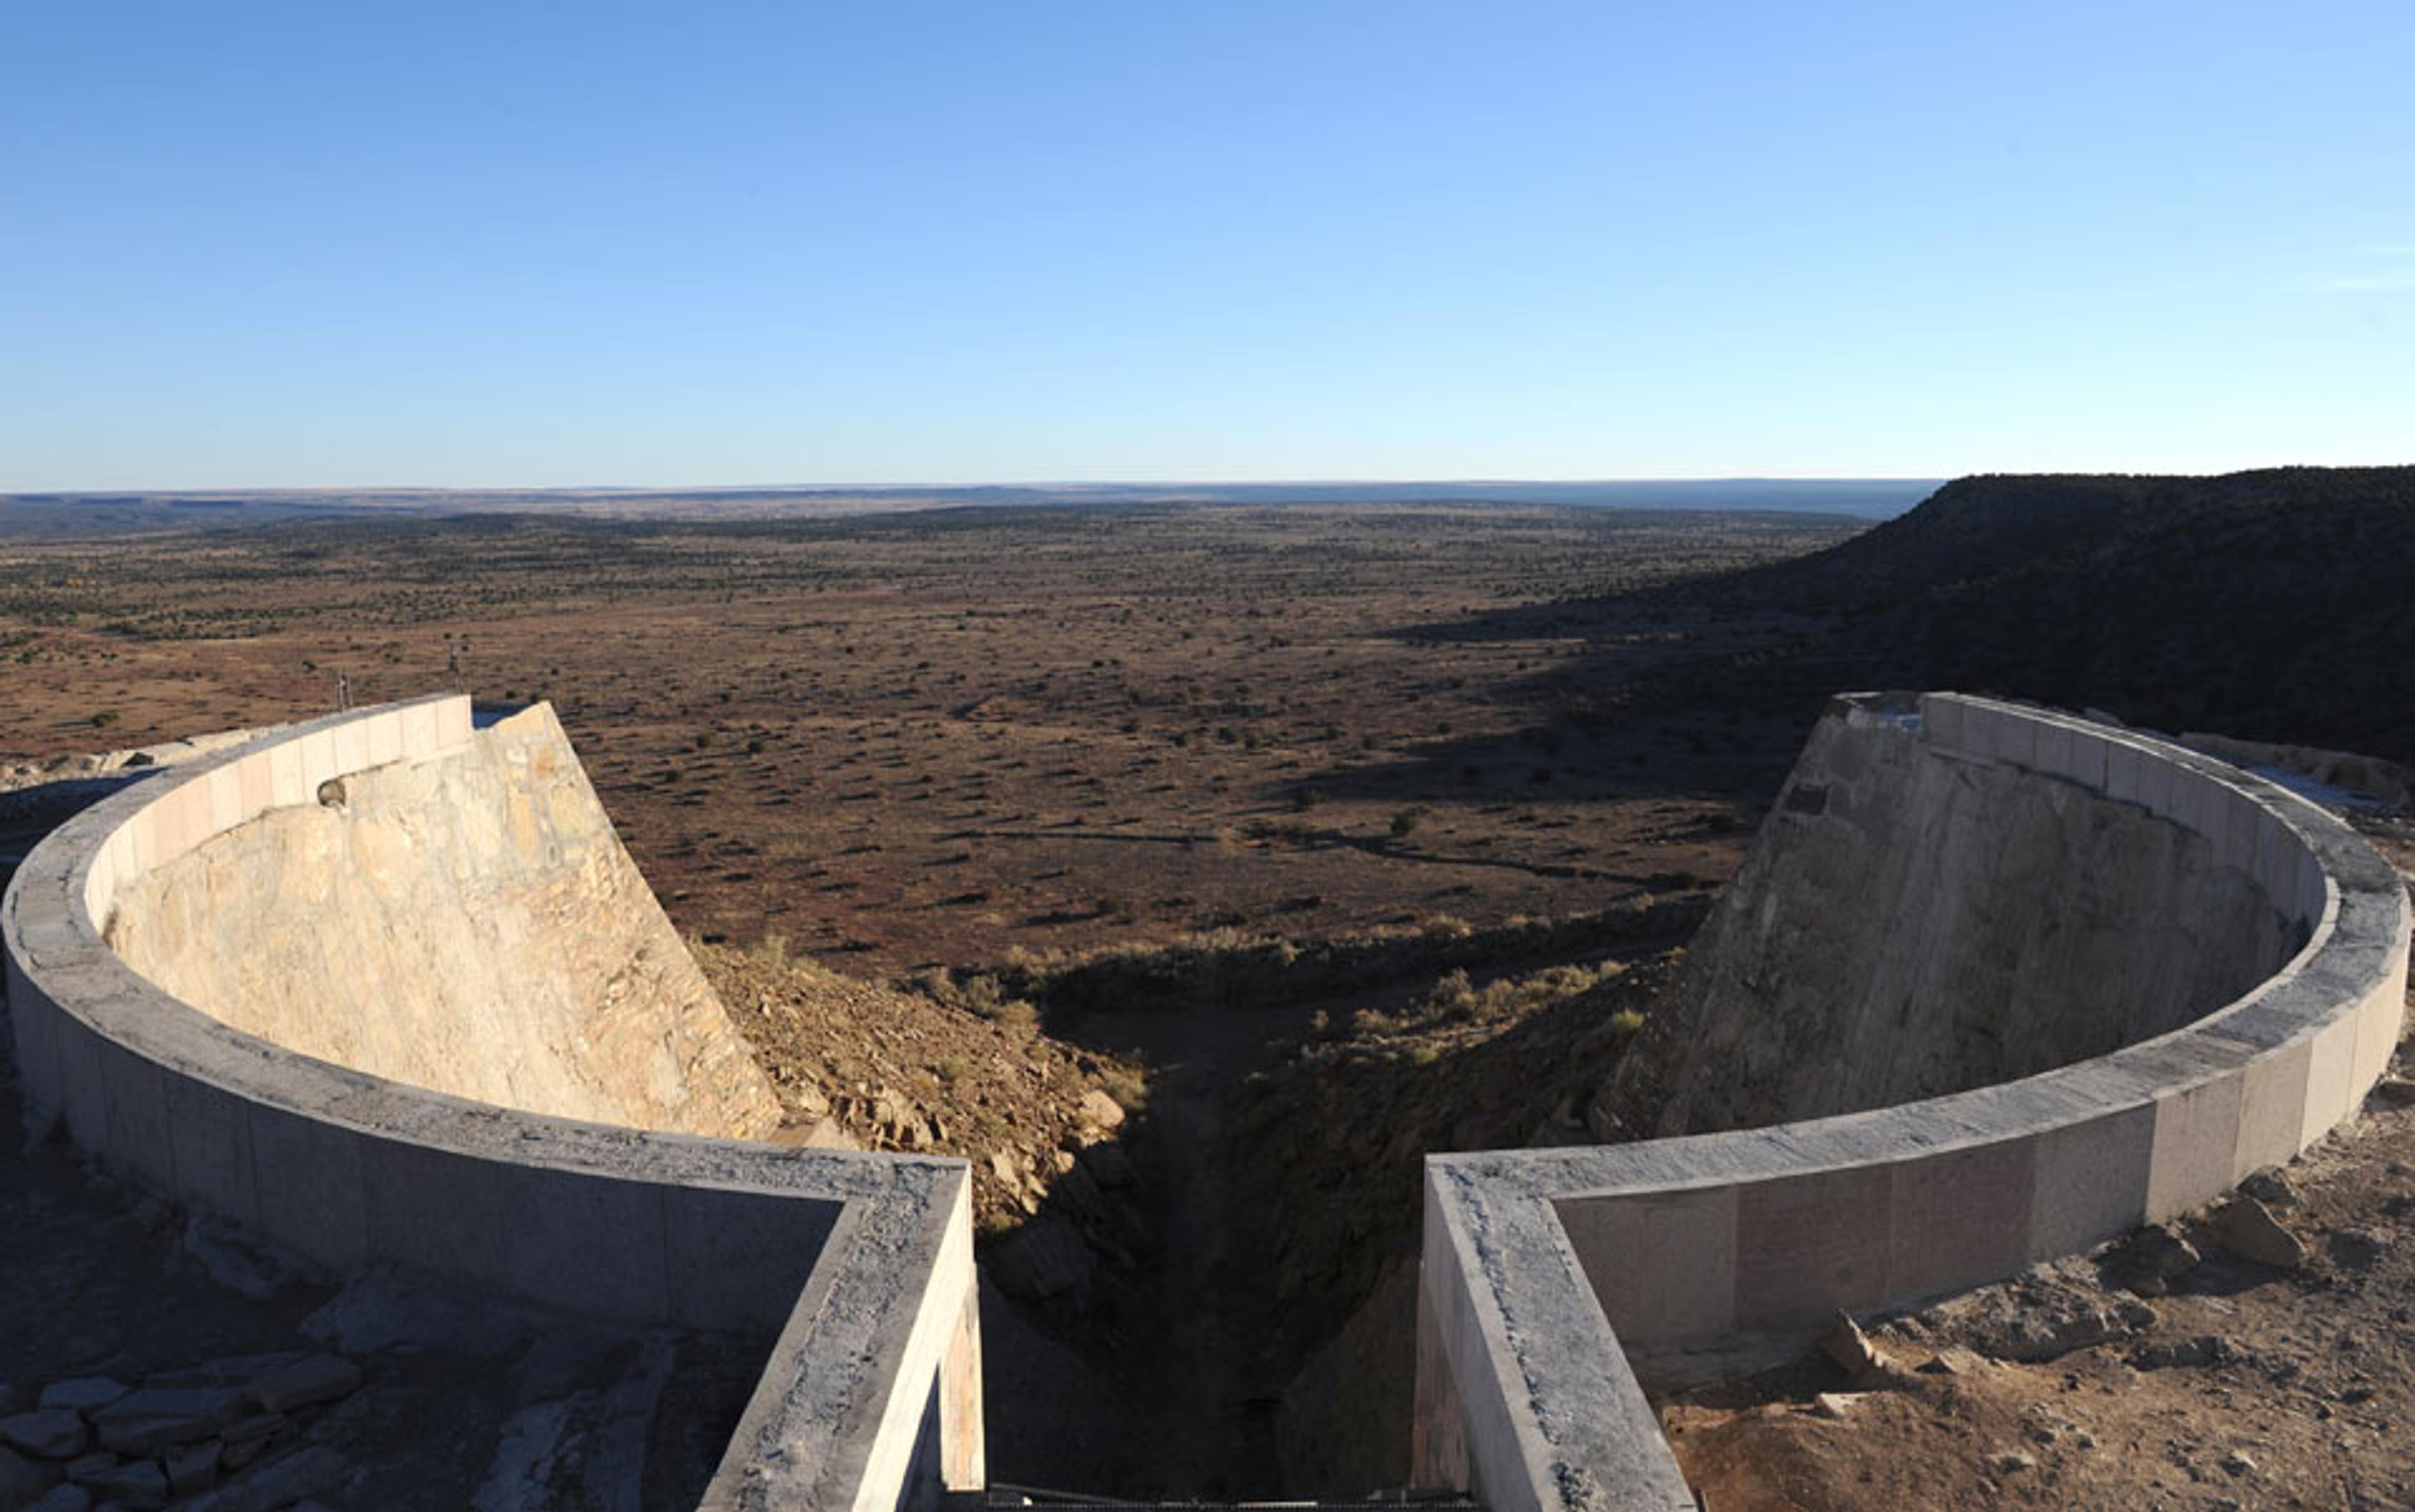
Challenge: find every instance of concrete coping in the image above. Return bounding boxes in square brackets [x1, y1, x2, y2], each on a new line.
[1414, 693, 2411, 1512]
[2, 694, 983, 1512]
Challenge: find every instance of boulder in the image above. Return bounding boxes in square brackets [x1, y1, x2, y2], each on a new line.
[35, 1382, 128, 1416]
[90, 1387, 247, 1457]
[80, 1458, 168, 1510]
[245, 1355, 360, 1415]
[0, 1410, 89, 1460]
[2212, 1197, 2307, 1270]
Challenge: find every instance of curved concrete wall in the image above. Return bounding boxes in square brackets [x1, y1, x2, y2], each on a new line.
[1626, 698, 2296, 1134]
[2, 696, 983, 1512]
[1414, 693, 2411, 1512]
[104, 703, 779, 1138]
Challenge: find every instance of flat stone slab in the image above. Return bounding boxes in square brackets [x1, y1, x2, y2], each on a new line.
[0, 1409, 89, 1460]
[36, 1380, 128, 1415]
[90, 1386, 248, 1457]
[246, 1355, 361, 1415]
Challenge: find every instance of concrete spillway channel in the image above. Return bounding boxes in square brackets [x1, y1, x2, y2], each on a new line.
[4, 691, 2406, 1509]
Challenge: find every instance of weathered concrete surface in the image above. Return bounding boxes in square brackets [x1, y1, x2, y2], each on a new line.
[1615, 698, 2293, 1136]
[1416, 693, 2411, 1512]
[104, 704, 778, 1138]
[3, 696, 984, 1512]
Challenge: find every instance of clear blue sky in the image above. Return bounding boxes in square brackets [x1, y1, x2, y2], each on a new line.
[4, 2, 2409, 489]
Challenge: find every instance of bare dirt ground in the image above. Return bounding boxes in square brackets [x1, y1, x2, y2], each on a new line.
[1669, 1045, 2415, 1512]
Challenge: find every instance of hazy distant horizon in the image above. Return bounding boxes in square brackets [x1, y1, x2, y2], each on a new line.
[0, 477, 1954, 541]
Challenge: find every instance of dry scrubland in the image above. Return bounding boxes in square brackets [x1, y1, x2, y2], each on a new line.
[0, 502, 1847, 1494]
[0, 504, 1835, 970]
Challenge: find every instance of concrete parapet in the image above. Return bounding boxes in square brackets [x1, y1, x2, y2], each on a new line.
[1416, 693, 2410, 1511]
[4, 695, 984, 1512]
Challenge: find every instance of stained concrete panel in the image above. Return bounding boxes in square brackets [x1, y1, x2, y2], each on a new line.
[2060, 730, 2107, 792]
[358, 1135, 518, 1285]
[162, 1073, 261, 1230]
[1887, 1138, 2037, 1301]
[1733, 1164, 1892, 1331]
[1554, 1186, 1737, 1347]
[2354, 975, 2406, 1095]
[400, 701, 440, 758]
[1411, 1279, 1471, 1491]
[2255, 809, 2295, 913]
[2146, 1071, 2248, 1221]
[2105, 738, 2143, 804]
[2299, 1010, 2363, 1150]
[365, 711, 402, 769]
[2220, 792, 2260, 876]
[329, 721, 368, 782]
[53, 1009, 109, 1155]
[6, 968, 62, 1116]
[245, 1102, 370, 1274]
[236, 754, 273, 825]
[295, 728, 338, 795]
[2230, 1037, 2314, 1177]
[665, 1184, 844, 1334]
[1993, 707, 2038, 767]
[489, 1162, 674, 1324]
[2293, 849, 2325, 932]
[97, 1036, 179, 1189]
[2028, 1103, 2155, 1259]
[2135, 742, 2176, 821]
[206, 764, 244, 836]
[436, 696, 474, 748]
[1921, 695, 1967, 755]
[267, 741, 306, 809]
[2034, 720, 2075, 784]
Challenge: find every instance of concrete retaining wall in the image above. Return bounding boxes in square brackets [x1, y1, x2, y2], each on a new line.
[2, 695, 984, 1512]
[103, 702, 782, 1139]
[1413, 693, 2411, 1512]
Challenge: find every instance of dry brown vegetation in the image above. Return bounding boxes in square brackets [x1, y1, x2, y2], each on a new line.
[0, 503, 1838, 971]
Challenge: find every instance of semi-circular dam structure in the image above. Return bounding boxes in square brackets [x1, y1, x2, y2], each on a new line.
[1413, 693, 2407, 1511]
[3, 690, 2406, 1510]
[3, 697, 981, 1512]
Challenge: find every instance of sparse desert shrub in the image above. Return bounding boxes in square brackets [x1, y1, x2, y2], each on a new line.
[1095, 1065, 1148, 1115]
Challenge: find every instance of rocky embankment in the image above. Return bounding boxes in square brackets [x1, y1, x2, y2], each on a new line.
[1, 1352, 362, 1511]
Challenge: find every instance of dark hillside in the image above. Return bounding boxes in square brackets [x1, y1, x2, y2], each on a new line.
[1667, 466, 2415, 763]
